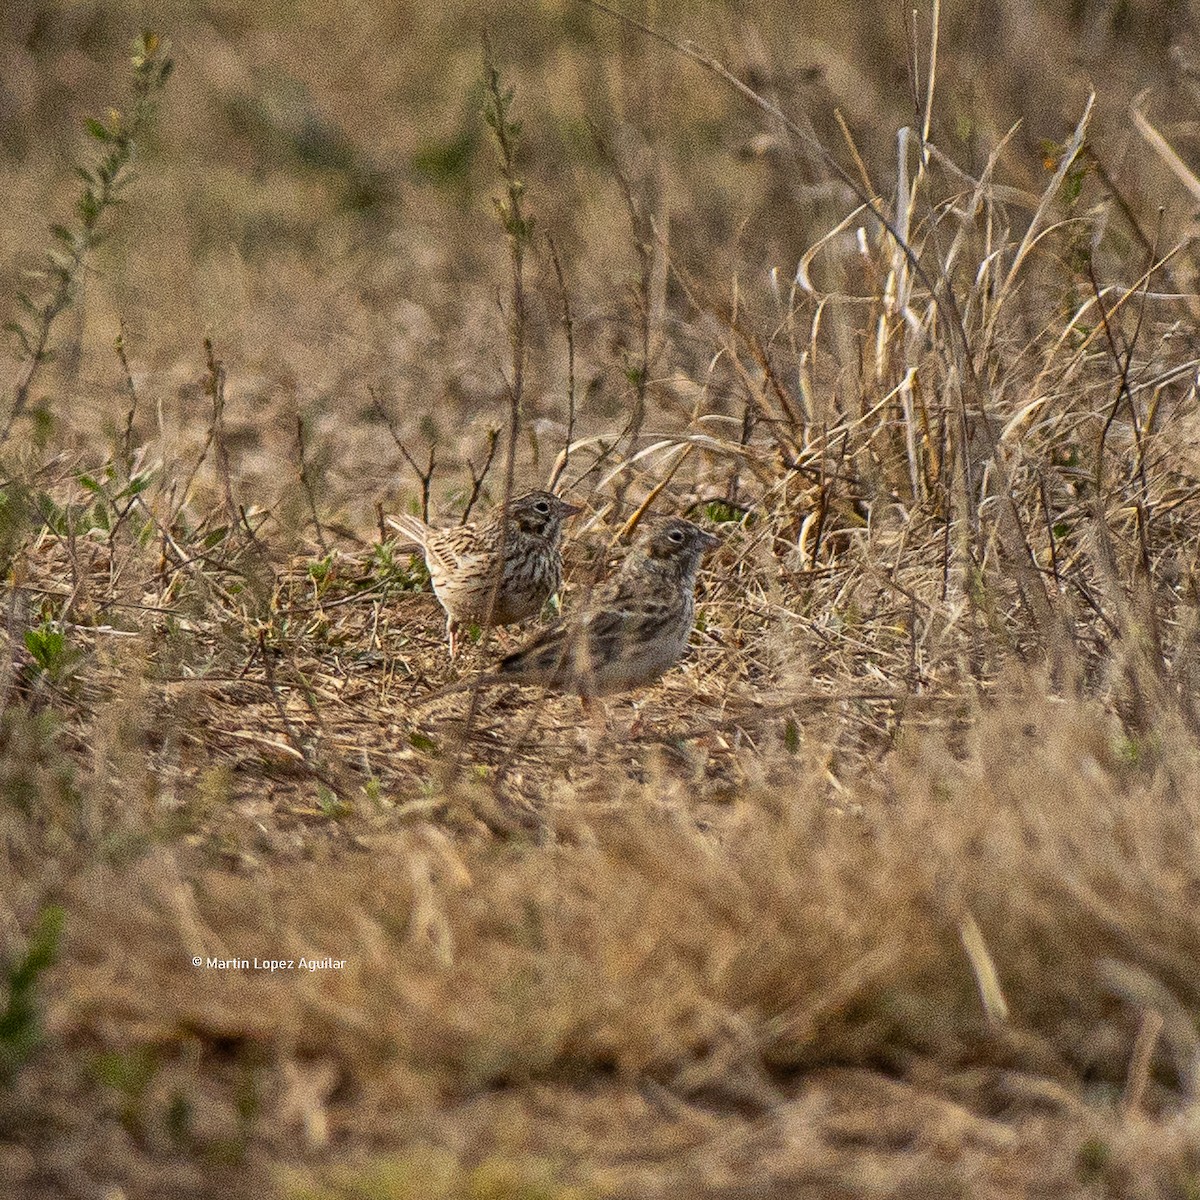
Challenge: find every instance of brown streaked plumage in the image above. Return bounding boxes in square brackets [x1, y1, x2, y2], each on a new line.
[494, 516, 719, 698]
[388, 490, 580, 658]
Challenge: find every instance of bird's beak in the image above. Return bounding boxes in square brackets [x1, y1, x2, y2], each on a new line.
[559, 500, 583, 517]
[700, 531, 721, 552]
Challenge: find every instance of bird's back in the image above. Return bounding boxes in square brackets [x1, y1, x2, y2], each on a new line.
[498, 544, 695, 696]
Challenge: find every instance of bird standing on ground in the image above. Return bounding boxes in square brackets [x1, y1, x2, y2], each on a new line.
[494, 516, 720, 698]
[388, 490, 580, 658]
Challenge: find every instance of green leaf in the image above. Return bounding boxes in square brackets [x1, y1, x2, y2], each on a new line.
[783, 718, 801, 754]
[11, 906, 64, 983]
[703, 500, 746, 524]
[84, 117, 113, 142]
[0, 904, 65, 1082]
[24, 626, 66, 671]
[316, 787, 352, 819]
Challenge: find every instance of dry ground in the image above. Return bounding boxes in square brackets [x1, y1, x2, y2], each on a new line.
[5, 3, 1200, 1198]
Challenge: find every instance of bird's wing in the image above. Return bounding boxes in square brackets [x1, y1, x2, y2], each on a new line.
[578, 595, 677, 664]
[500, 586, 671, 679]
[499, 618, 573, 675]
[422, 525, 487, 576]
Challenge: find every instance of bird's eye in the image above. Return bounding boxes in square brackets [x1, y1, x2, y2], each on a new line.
[668, 529, 684, 544]
[535, 500, 551, 514]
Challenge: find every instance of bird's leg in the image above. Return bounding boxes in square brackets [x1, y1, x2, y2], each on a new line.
[627, 700, 645, 739]
[447, 618, 460, 660]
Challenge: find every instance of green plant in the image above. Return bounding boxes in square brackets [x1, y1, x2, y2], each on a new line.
[2, 31, 173, 442]
[0, 904, 65, 1085]
[74, 462, 157, 537]
[317, 785, 352, 819]
[90, 1045, 157, 1134]
[477, 36, 533, 573]
[0, 481, 38, 576]
[23, 621, 83, 686]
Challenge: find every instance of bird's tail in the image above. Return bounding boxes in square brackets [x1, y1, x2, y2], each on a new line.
[386, 513, 431, 551]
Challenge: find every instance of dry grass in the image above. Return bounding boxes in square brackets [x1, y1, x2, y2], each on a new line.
[5, 2, 1200, 1197]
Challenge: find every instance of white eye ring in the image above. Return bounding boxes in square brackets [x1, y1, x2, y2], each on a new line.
[668, 529, 684, 543]
[535, 501, 550, 514]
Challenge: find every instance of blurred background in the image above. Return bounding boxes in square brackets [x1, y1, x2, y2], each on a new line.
[1, 0, 1196, 531]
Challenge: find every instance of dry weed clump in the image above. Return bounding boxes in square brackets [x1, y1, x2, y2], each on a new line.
[5, 3, 1200, 1198]
[6, 690, 1200, 1197]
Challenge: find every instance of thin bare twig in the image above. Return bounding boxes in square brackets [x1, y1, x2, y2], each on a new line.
[462, 428, 501, 524]
[295, 415, 329, 553]
[370, 387, 437, 523]
[546, 235, 578, 493]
